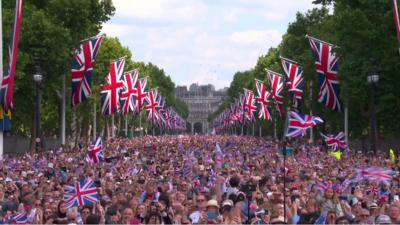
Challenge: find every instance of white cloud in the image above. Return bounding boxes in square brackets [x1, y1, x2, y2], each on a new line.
[101, 24, 135, 38]
[105, 0, 315, 89]
[229, 30, 282, 46]
[111, 0, 207, 22]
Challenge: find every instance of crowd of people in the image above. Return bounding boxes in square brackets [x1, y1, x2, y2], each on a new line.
[0, 135, 399, 224]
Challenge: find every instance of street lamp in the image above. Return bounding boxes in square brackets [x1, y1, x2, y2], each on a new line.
[367, 62, 379, 155]
[34, 65, 42, 152]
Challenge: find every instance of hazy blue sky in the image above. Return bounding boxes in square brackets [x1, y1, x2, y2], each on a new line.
[102, 0, 316, 89]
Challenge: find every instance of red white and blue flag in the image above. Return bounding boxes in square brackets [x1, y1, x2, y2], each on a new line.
[71, 35, 104, 107]
[12, 212, 27, 224]
[355, 167, 397, 183]
[0, 0, 23, 112]
[266, 69, 285, 117]
[393, 0, 400, 54]
[254, 79, 272, 121]
[100, 58, 125, 115]
[280, 56, 304, 108]
[120, 70, 138, 115]
[134, 78, 148, 113]
[286, 111, 323, 138]
[320, 132, 347, 150]
[243, 89, 257, 122]
[145, 89, 161, 125]
[63, 179, 99, 208]
[308, 35, 341, 111]
[85, 137, 103, 164]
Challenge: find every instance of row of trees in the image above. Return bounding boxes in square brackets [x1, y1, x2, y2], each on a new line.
[3, 0, 188, 141]
[210, 0, 400, 141]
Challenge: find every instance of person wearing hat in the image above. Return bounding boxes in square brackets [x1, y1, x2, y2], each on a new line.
[375, 214, 392, 224]
[368, 202, 380, 223]
[200, 199, 221, 224]
[220, 199, 242, 224]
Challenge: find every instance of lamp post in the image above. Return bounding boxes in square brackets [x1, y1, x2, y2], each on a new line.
[367, 63, 379, 155]
[34, 65, 42, 152]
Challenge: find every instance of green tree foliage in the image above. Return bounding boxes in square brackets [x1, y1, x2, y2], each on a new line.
[213, 2, 400, 140]
[3, 1, 187, 139]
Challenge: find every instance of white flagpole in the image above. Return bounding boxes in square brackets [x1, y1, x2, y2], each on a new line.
[0, 0, 3, 157]
[61, 73, 66, 146]
[124, 115, 128, 137]
[345, 106, 349, 146]
[309, 80, 314, 144]
[93, 101, 96, 141]
[111, 115, 115, 138]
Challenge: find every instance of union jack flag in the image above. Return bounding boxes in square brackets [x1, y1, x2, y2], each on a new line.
[355, 167, 397, 183]
[134, 78, 148, 113]
[315, 181, 332, 192]
[280, 56, 304, 108]
[120, 70, 138, 115]
[156, 96, 167, 128]
[320, 132, 347, 150]
[145, 89, 161, 125]
[255, 79, 272, 121]
[286, 111, 323, 138]
[308, 35, 341, 111]
[100, 57, 125, 115]
[63, 179, 99, 208]
[266, 69, 285, 117]
[0, 0, 23, 112]
[71, 35, 104, 107]
[243, 89, 257, 122]
[393, 0, 400, 54]
[85, 137, 103, 164]
[12, 212, 27, 224]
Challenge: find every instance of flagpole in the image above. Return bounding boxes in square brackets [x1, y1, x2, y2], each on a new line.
[139, 112, 142, 137]
[274, 114, 277, 139]
[111, 115, 115, 138]
[259, 122, 262, 137]
[93, 101, 96, 141]
[345, 106, 349, 147]
[124, 115, 128, 137]
[252, 123, 255, 136]
[0, 0, 3, 157]
[61, 73, 66, 146]
[309, 80, 314, 144]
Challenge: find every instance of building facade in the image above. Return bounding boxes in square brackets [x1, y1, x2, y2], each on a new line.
[176, 84, 227, 134]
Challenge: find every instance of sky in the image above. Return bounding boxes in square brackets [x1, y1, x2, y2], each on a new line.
[102, 0, 316, 90]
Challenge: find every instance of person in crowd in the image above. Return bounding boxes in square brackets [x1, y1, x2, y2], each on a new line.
[0, 134, 399, 225]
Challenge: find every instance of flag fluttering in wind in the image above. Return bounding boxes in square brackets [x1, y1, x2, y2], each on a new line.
[63, 179, 99, 208]
[254, 79, 272, 121]
[307, 35, 341, 111]
[393, 0, 400, 54]
[286, 111, 323, 138]
[280, 56, 304, 109]
[266, 69, 285, 117]
[100, 57, 126, 115]
[120, 70, 138, 115]
[0, 0, 23, 112]
[243, 89, 257, 122]
[71, 34, 104, 107]
[320, 132, 347, 150]
[85, 137, 103, 164]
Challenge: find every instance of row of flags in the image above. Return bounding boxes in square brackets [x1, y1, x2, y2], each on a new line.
[212, 35, 343, 144]
[71, 35, 186, 131]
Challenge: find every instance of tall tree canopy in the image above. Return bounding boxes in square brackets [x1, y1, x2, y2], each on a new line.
[211, 1, 400, 140]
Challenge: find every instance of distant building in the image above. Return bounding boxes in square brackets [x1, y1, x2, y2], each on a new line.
[176, 84, 227, 134]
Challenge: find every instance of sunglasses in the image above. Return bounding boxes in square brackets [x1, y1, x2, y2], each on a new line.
[197, 199, 205, 202]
